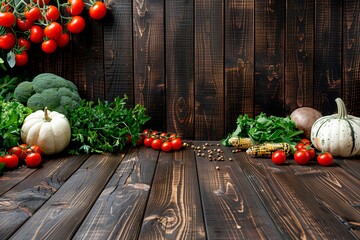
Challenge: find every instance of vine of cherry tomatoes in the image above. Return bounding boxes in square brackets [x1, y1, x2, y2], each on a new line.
[271, 138, 334, 166]
[0, 143, 42, 170]
[0, 0, 108, 67]
[140, 129, 185, 152]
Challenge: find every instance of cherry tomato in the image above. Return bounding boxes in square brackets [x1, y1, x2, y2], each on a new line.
[15, 51, 29, 67]
[168, 133, 177, 141]
[26, 145, 42, 155]
[0, 32, 16, 50]
[67, 16, 86, 34]
[295, 142, 305, 151]
[25, 6, 42, 22]
[3, 154, 19, 169]
[271, 150, 286, 165]
[44, 22, 63, 39]
[317, 152, 334, 166]
[0, 12, 16, 27]
[45, 5, 60, 21]
[171, 138, 183, 151]
[25, 152, 42, 168]
[89, 1, 107, 20]
[32, 0, 50, 7]
[18, 37, 31, 50]
[41, 39, 57, 53]
[142, 129, 150, 135]
[301, 146, 315, 160]
[160, 132, 167, 138]
[55, 32, 70, 48]
[161, 141, 172, 152]
[16, 18, 34, 31]
[67, 0, 85, 15]
[8, 146, 25, 160]
[300, 139, 311, 145]
[294, 150, 310, 165]
[151, 139, 163, 150]
[30, 25, 44, 43]
[144, 137, 154, 147]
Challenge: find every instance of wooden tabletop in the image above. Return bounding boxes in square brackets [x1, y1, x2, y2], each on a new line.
[0, 141, 359, 240]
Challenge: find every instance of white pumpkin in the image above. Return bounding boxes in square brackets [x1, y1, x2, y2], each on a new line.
[21, 107, 71, 155]
[310, 98, 360, 157]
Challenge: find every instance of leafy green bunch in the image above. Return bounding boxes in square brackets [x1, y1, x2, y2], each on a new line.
[222, 113, 303, 146]
[68, 96, 150, 154]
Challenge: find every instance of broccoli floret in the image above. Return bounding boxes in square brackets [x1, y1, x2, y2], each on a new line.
[13, 73, 82, 118]
[14, 81, 35, 104]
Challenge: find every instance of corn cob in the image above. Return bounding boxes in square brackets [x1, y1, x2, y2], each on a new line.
[246, 142, 292, 157]
[228, 137, 253, 149]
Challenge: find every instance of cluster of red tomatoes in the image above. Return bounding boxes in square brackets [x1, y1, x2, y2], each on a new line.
[0, 0, 107, 67]
[140, 129, 184, 152]
[0, 144, 42, 169]
[271, 139, 334, 166]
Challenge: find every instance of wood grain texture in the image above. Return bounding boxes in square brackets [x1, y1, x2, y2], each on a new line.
[0, 155, 89, 239]
[254, 0, 285, 116]
[133, 0, 165, 131]
[9, 154, 123, 240]
[104, 0, 134, 103]
[285, 0, 315, 113]
[224, 0, 255, 133]
[235, 153, 357, 239]
[195, 0, 224, 140]
[73, 148, 158, 240]
[195, 142, 284, 239]
[314, 0, 342, 115]
[0, 166, 36, 196]
[165, 0, 195, 139]
[139, 144, 205, 239]
[343, 0, 360, 115]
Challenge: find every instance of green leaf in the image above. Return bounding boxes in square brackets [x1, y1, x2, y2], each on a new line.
[0, 162, 5, 175]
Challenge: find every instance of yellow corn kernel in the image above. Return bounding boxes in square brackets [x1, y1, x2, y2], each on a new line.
[229, 137, 253, 149]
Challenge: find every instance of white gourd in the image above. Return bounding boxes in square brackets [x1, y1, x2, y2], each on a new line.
[21, 107, 71, 155]
[310, 98, 360, 157]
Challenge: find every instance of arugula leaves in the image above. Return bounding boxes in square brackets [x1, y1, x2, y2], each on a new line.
[0, 100, 32, 155]
[222, 113, 303, 146]
[68, 96, 150, 154]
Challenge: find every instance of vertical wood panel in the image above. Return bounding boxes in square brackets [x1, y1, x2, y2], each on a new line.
[224, 0, 255, 134]
[314, 0, 342, 115]
[254, 0, 285, 116]
[195, 0, 224, 140]
[285, 0, 315, 114]
[104, 0, 134, 103]
[133, 0, 165, 131]
[343, 0, 360, 115]
[166, 0, 195, 139]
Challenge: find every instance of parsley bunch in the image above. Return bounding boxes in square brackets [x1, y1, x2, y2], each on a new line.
[68, 96, 150, 154]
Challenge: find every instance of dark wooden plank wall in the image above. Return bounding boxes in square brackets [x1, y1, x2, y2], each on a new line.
[28, 0, 360, 140]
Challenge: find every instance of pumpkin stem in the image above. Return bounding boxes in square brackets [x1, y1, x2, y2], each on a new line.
[43, 107, 52, 122]
[335, 98, 348, 119]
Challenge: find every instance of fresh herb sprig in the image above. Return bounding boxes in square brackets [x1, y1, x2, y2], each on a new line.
[222, 113, 303, 146]
[68, 96, 150, 154]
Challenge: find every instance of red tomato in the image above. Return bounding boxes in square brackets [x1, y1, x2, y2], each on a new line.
[144, 137, 154, 147]
[16, 18, 34, 31]
[151, 139, 163, 150]
[67, 0, 85, 15]
[30, 25, 44, 43]
[161, 141, 172, 152]
[41, 39, 57, 53]
[294, 150, 310, 165]
[55, 32, 70, 48]
[32, 0, 50, 7]
[25, 6, 42, 22]
[8, 146, 25, 160]
[171, 138, 183, 151]
[25, 153, 42, 168]
[271, 150, 286, 165]
[44, 22, 63, 39]
[317, 152, 334, 166]
[67, 16, 86, 34]
[26, 145, 42, 155]
[168, 133, 177, 141]
[18, 37, 31, 50]
[15, 51, 29, 67]
[300, 139, 311, 145]
[45, 5, 60, 21]
[3, 154, 19, 169]
[142, 129, 150, 135]
[301, 146, 315, 160]
[89, 2, 107, 20]
[160, 132, 167, 138]
[0, 32, 16, 50]
[295, 142, 305, 151]
[0, 12, 16, 27]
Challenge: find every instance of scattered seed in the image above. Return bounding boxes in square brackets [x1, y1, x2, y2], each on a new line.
[216, 166, 220, 170]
